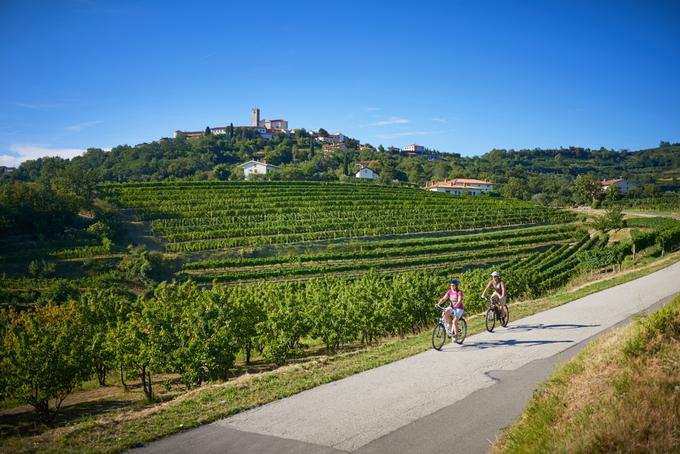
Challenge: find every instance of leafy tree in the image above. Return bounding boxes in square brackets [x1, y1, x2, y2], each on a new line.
[205, 126, 212, 136]
[117, 245, 175, 286]
[209, 285, 264, 365]
[87, 220, 112, 240]
[213, 163, 231, 180]
[1, 303, 91, 421]
[500, 177, 530, 200]
[265, 144, 293, 165]
[592, 206, 625, 233]
[141, 281, 237, 387]
[573, 174, 602, 205]
[74, 289, 130, 386]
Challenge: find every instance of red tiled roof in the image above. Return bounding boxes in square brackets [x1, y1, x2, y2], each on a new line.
[601, 178, 623, 186]
[426, 178, 493, 188]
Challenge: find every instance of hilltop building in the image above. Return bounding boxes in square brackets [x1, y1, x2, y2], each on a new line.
[403, 144, 425, 154]
[251, 107, 288, 130]
[174, 108, 288, 140]
[316, 132, 345, 143]
[425, 178, 494, 196]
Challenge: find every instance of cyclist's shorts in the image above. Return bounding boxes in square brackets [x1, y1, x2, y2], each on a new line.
[452, 308, 464, 319]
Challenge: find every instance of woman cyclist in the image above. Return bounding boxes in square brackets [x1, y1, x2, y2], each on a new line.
[436, 279, 464, 339]
[482, 271, 508, 320]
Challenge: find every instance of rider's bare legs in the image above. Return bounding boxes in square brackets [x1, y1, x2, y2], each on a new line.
[443, 307, 453, 333]
[492, 293, 508, 318]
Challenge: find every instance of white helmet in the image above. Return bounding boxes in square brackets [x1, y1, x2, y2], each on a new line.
[491, 271, 500, 277]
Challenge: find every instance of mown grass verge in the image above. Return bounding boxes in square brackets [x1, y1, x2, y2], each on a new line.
[2, 251, 680, 454]
[492, 291, 680, 454]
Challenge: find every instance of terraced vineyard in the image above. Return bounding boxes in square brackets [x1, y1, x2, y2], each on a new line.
[101, 181, 583, 283]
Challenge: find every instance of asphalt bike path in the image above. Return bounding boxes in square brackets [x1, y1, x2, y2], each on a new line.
[131, 260, 680, 454]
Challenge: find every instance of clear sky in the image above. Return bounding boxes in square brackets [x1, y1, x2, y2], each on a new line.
[1, 0, 679, 166]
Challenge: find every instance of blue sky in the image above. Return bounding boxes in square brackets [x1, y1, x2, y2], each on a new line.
[1, 0, 679, 166]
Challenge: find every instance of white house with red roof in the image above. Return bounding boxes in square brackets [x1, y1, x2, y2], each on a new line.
[601, 177, 636, 193]
[424, 178, 494, 196]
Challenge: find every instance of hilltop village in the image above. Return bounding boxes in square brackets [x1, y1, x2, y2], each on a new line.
[173, 108, 496, 191]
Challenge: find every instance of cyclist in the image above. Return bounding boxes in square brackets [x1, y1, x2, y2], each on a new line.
[436, 278, 464, 339]
[482, 271, 508, 320]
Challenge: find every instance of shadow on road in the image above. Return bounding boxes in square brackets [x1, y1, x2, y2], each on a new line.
[504, 323, 600, 332]
[456, 338, 576, 350]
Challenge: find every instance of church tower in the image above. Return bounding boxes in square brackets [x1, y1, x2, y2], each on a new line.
[251, 107, 261, 127]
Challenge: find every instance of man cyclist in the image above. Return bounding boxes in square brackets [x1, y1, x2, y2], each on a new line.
[482, 271, 508, 320]
[436, 278, 464, 339]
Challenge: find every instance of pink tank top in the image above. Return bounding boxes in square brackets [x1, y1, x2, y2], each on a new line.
[447, 289, 463, 309]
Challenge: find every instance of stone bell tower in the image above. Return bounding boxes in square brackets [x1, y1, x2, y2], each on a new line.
[251, 107, 261, 127]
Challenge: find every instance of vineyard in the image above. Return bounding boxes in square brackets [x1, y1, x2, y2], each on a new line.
[100, 181, 579, 283]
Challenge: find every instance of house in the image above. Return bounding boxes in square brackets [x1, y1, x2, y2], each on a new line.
[403, 144, 425, 154]
[425, 178, 494, 196]
[317, 132, 345, 143]
[355, 167, 378, 179]
[323, 142, 348, 155]
[239, 160, 281, 180]
[601, 177, 637, 194]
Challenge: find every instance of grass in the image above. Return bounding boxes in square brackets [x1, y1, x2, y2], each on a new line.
[491, 292, 680, 454]
[1, 250, 679, 454]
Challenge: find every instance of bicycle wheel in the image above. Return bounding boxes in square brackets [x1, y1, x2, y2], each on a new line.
[500, 304, 510, 327]
[455, 318, 467, 344]
[432, 323, 447, 351]
[485, 308, 496, 332]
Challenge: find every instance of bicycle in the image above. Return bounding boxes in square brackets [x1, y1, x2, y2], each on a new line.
[432, 304, 467, 350]
[483, 295, 510, 332]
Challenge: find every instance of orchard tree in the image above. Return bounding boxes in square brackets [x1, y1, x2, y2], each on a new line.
[1, 303, 91, 421]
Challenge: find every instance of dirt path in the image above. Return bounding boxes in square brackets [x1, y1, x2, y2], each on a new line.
[119, 209, 164, 252]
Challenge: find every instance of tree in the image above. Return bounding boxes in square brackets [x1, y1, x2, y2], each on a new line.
[265, 144, 293, 165]
[317, 128, 329, 137]
[605, 184, 621, 203]
[209, 285, 264, 365]
[213, 164, 231, 180]
[573, 174, 602, 205]
[205, 126, 212, 136]
[643, 184, 660, 198]
[500, 177, 530, 200]
[74, 289, 129, 386]
[592, 206, 625, 232]
[2, 303, 91, 421]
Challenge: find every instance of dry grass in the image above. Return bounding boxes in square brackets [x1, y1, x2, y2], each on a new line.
[493, 294, 680, 454]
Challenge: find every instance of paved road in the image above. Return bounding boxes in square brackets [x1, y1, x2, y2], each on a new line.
[132, 260, 680, 454]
